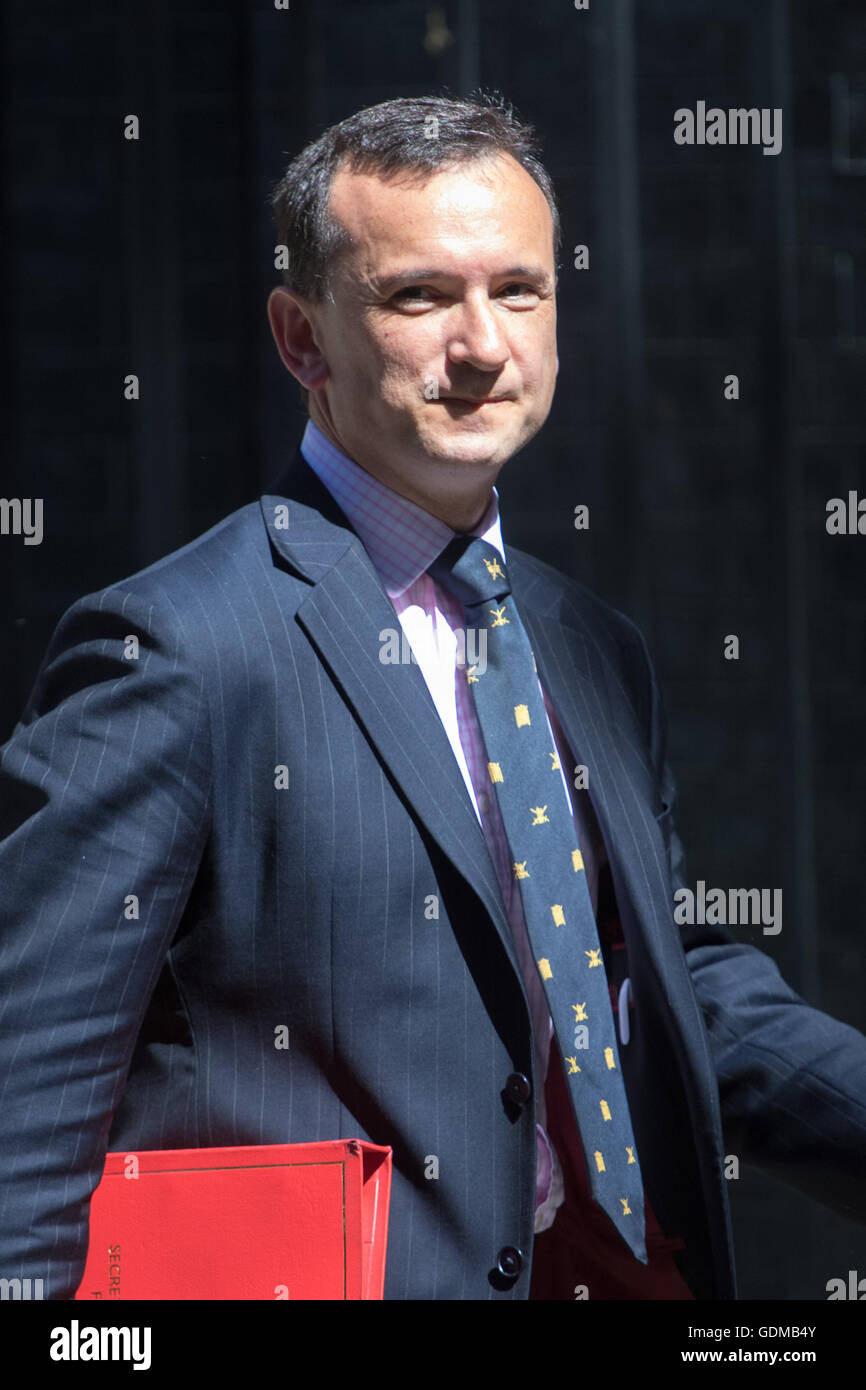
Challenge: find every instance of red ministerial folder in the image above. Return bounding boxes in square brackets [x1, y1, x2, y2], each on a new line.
[74, 1139, 391, 1300]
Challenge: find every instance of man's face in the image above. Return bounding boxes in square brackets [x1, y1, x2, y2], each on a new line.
[272, 152, 559, 522]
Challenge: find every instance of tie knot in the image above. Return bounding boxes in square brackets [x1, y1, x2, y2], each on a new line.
[428, 535, 511, 607]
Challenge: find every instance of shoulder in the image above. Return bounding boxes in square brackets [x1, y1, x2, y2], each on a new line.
[100, 501, 271, 607]
[58, 498, 296, 634]
[30, 500, 296, 699]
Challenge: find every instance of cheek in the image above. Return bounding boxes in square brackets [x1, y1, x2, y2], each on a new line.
[515, 321, 557, 379]
[375, 330, 438, 390]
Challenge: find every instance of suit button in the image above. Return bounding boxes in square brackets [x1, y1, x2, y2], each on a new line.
[505, 1072, 531, 1105]
[496, 1246, 524, 1278]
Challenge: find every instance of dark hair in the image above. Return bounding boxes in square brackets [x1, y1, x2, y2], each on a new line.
[269, 91, 561, 305]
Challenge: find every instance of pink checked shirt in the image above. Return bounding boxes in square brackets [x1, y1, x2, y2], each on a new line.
[300, 418, 608, 1232]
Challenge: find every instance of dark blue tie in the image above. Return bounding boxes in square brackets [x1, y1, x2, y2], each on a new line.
[429, 533, 648, 1264]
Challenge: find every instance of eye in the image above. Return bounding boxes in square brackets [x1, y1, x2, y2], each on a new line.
[392, 286, 437, 303]
[498, 282, 538, 298]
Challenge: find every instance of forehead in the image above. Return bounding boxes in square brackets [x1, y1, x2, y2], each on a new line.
[326, 153, 555, 276]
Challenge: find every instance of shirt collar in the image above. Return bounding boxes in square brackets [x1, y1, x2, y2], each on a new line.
[299, 418, 506, 599]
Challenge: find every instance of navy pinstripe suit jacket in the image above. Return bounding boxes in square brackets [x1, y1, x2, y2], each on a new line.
[2, 448, 865, 1300]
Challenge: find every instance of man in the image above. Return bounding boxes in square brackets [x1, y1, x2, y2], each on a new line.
[1, 94, 865, 1301]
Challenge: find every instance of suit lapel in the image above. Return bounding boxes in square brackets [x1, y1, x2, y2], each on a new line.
[507, 549, 728, 1137]
[259, 452, 528, 995]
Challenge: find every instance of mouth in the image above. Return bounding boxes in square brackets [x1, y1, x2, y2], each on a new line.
[441, 395, 511, 409]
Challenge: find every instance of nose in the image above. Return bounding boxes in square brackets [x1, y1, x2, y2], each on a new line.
[446, 293, 510, 373]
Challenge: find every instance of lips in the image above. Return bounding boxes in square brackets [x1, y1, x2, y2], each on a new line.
[443, 396, 509, 405]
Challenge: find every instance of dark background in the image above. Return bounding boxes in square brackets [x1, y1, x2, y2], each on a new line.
[2, 0, 864, 1298]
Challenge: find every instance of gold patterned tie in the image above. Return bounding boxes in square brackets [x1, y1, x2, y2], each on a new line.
[429, 534, 648, 1264]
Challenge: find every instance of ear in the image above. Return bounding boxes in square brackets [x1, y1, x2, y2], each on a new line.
[266, 287, 330, 388]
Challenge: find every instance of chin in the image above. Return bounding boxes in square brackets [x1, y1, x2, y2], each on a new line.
[423, 433, 516, 467]
[424, 414, 525, 451]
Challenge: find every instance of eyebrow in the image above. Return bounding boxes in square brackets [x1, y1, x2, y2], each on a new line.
[372, 265, 556, 294]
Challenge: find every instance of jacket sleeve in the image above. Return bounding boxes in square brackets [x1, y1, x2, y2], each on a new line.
[0, 584, 211, 1297]
[635, 622, 866, 1229]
